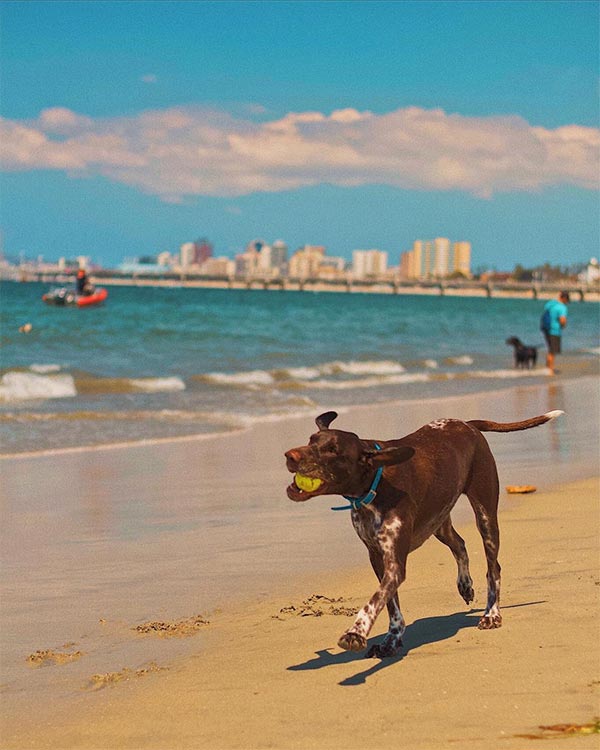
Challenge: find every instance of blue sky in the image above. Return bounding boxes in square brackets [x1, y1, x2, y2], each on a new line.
[0, 0, 598, 270]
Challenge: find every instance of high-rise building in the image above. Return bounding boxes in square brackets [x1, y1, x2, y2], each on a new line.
[412, 240, 423, 278]
[434, 238, 450, 277]
[271, 240, 288, 274]
[352, 249, 388, 279]
[288, 245, 326, 278]
[422, 241, 434, 277]
[400, 238, 471, 280]
[257, 244, 272, 274]
[180, 242, 196, 267]
[234, 251, 257, 277]
[180, 238, 213, 267]
[451, 241, 471, 277]
[236, 239, 274, 276]
[401, 240, 433, 278]
[194, 238, 213, 265]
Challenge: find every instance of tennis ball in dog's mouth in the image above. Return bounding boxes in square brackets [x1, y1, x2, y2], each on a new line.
[294, 473, 323, 492]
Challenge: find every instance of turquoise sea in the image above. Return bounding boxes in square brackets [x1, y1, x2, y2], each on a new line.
[1, 280, 598, 454]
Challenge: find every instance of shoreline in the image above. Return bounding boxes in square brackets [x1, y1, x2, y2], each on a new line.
[3, 474, 598, 749]
[1, 372, 597, 462]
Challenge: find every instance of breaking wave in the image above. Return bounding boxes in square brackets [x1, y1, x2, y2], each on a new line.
[201, 370, 276, 387]
[197, 357, 549, 392]
[201, 359, 409, 387]
[0, 370, 187, 401]
[130, 377, 186, 392]
[0, 354, 552, 404]
[29, 363, 63, 374]
[0, 372, 77, 401]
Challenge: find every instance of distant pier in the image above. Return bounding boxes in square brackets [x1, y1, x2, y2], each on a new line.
[4, 271, 599, 302]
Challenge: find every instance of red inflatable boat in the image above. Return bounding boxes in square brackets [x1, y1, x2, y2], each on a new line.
[42, 287, 108, 307]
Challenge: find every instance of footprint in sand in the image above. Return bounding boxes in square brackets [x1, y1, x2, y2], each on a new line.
[87, 662, 166, 690]
[26, 648, 84, 667]
[275, 594, 357, 619]
[133, 614, 210, 637]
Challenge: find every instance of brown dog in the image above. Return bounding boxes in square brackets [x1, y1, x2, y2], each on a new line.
[285, 409, 563, 658]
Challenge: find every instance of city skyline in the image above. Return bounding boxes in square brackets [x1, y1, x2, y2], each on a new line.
[7, 232, 595, 283]
[145, 235, 475, 281]
[0, 1, 598, 269]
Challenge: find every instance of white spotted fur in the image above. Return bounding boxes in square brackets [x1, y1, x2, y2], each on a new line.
[428, 418, 452, 430]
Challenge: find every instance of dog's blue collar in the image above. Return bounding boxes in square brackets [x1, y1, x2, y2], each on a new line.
[331, 443, 383, 511]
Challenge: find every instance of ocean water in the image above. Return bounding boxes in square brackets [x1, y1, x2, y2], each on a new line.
[1, 280, 598, 454]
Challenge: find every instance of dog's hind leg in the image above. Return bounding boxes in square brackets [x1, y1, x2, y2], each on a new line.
[434, 517, 474, 605]
[465, 447, 502, 629]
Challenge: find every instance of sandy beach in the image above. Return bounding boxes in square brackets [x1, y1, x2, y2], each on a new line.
[1, 377, 599, 749]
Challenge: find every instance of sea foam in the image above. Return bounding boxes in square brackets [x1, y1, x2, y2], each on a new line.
[204, 359, 408, 388]
[204, 370, 276, 387]
[447, 355, 474, 365]
[29, 364, 62, 374]
[323, 360, 406, 376]
[130, 377, 186, 392]
[0, 372, 77, 401]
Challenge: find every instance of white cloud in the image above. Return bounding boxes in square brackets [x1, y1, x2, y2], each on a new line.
[0, 106, 597, 201]
[37, 107, 94, 135]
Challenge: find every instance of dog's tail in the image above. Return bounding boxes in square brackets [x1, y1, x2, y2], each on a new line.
[468, 410, 564, 433]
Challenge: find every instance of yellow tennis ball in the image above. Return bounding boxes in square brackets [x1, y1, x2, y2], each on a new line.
[295, 473, 323, 492]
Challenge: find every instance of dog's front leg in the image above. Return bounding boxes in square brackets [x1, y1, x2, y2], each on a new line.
[362, 549, 407, 658]
[338, 517, 409, 656]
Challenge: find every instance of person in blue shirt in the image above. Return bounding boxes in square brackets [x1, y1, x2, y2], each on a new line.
[540, 291, 570, 374]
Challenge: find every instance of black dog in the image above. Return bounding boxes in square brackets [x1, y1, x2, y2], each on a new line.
[506, 337, 537, 369]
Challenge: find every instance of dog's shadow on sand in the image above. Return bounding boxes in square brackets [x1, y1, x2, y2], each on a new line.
[287, 600, 546, 686]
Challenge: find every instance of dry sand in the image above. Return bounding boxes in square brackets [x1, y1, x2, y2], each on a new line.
[3, 476, 598, 750]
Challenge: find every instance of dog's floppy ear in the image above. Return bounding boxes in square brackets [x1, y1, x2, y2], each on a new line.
[315, 411, 338, 430]
[363, 445, 415, 467]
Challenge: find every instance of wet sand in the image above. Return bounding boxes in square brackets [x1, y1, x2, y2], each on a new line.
[1, 376, 599, 748]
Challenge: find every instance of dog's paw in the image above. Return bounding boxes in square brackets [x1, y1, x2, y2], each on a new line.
[338, 632, 367, 652]
[366, 638, 403, 659]
[458, 580, 475, 605]
[477, 613, 502, 630]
